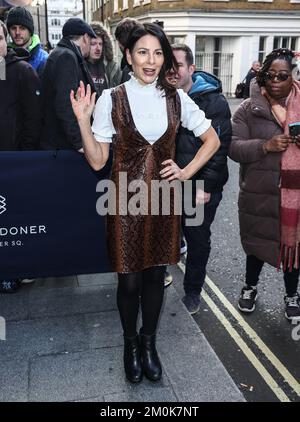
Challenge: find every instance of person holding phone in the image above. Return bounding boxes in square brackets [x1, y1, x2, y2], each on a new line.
[229, 48, 300, 321]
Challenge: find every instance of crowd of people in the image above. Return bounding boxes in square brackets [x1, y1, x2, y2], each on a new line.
[1, 6, 300, 384]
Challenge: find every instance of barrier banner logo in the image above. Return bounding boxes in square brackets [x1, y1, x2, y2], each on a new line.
[0, 151, 112, 279]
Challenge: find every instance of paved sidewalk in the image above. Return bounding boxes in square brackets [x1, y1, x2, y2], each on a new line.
[0, 271, 244, 402]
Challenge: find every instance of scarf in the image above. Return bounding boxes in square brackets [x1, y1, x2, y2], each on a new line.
[262, 81, 300, 271]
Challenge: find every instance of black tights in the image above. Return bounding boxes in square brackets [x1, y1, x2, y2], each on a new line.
[117, 266, 166, 337]
[246, 255, 299, 296]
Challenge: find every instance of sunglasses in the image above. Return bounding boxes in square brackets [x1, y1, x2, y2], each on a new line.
[264, 72, 291, 82]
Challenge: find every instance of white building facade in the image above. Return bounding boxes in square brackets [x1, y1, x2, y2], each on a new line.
[153, 10, 300, 95]
[91, 1, 300, 96]
[47, 0, 83, 47]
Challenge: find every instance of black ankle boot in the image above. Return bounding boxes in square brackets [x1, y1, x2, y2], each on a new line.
[139, 329, 162, 381]
[123, 335, 143, 383]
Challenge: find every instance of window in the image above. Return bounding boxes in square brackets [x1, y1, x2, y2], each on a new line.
[114, 0, 118, 12]
[273, 36, 297, 50]
[51, 19, 61, 26]
[168, 35, 185, 45]
[258, 36, 266, 64]
[122, 0, 128, 8]
[213, 37, 221, 77]
[196, 36, 205, 52]
[195, 37, 206, 70]
[282, 37, 289, 48]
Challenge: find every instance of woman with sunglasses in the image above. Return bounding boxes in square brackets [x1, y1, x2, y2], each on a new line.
[229, 48, 300, 321]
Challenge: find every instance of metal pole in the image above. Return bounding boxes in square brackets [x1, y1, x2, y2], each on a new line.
[101, 0, 104, 23]
[44, 0, 49, 43]
[37, 3, 41, 38]
[82, 0, 85, 21]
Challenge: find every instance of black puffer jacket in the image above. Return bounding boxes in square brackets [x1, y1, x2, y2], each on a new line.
[120, 56, 131, 83]
[0, 48, 41, 151]
[40, 38, 96, 150]
[176, 71, 232, 193]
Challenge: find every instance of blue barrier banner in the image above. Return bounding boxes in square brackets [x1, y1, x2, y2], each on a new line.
[0, 151, 112, 279]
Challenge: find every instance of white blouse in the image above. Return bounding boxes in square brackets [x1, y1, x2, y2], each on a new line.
[92, 74, 211, 144]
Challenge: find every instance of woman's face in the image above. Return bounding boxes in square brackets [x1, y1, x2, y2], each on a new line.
[264, 59, 293, 99]
[126, 34, 164, 85]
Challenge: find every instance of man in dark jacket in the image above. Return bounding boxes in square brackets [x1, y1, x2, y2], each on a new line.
[86, 21, 121, 97]
[40, 18, 97, 151]
[243, 60, 261, 99]
[0, 20, 41, 151]
[6, 6, 48, 78]
[0, 19, 41, 293]
[172, 44, 232, 314]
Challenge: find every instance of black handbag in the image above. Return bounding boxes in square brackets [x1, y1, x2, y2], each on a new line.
[235, 78, 246, 99]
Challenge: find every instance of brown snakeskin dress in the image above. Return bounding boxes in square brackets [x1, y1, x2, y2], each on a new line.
[107, 84, 181, 273]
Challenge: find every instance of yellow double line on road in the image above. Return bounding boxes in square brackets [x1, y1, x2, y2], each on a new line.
[177, 261, 300, 402]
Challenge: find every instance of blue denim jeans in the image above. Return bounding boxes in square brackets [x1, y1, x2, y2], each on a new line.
[182, 191, 223, 296]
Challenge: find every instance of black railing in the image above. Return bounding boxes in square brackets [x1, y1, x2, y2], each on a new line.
[195, 52, 234, 97]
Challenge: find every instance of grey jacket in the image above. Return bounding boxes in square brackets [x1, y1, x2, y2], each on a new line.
[103, 57, 122, 88]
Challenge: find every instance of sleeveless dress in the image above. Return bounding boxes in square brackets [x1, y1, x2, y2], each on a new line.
[107, 84, 181, 273]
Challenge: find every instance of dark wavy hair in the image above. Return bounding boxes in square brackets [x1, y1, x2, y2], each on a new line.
[115, 18, 142, 49]
[124, 23, 178, 96]
[256, 48, 295, 87]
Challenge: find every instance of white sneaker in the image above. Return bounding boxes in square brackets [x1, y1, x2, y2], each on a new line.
[180, 240, 187, 255]
[164, 271, 173, 288]
[284, 293, 300, 321]
[21, 278, 36, 284]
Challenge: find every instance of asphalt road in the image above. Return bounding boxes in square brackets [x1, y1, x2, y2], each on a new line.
[170, 98, 300, 403]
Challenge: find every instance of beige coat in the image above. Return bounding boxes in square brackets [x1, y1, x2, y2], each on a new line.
[229, 82, 283, 267]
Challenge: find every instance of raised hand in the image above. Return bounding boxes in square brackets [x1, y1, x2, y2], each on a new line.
[70, 81, 96, 123]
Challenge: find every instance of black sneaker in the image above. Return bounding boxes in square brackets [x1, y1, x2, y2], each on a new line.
[164, 271, 173, 288]
[182, 294, 200, 315]
[284, 293, 300, 321]
[238, 286, 257, 313]
[0, 279, 22, 294]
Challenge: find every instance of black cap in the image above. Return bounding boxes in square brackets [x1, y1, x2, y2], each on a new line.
[6, 6, 34, 36]
[62, 18, 97, 39]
